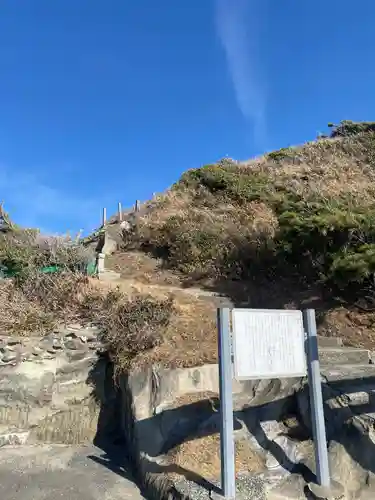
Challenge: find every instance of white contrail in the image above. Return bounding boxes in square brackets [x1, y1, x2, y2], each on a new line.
[215, 0, 267, 147]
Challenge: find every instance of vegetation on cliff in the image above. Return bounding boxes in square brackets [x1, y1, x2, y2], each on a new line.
[4, 120, 375, 370]
[129, 121, 375, 305]
[0, 216, 173, 370]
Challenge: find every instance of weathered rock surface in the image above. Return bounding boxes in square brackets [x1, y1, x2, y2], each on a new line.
[0, 324, 103, 446]
[118, 346, 375, 500]
[3, 320, 375, 500]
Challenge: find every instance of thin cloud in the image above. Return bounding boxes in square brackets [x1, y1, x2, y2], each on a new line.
[0, 165, 100, 234]
[215, 0, 267, 147]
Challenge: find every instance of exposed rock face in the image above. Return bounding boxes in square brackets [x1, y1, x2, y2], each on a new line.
[118, 354, 375, 500]
[0, 324, 105, 446]
[3, 323, 375, 499]
[296, 364, 375, 499]
[122, 364, 303, 459]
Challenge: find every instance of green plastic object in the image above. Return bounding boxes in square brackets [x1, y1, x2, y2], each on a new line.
[86, 260, 97, 276]
[0, 257, 98, 278]
[40, 265, 61, 274]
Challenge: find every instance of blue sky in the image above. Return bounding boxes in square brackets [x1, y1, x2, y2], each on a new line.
[0, 1, 374, 234]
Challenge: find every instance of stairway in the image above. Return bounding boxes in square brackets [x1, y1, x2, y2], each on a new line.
[98, 268, 121, 282]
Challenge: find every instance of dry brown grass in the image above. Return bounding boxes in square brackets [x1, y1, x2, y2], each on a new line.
[167, 433, 265, 481]
[126, 133, 375, 287]
[141, 190, 194, 228]
[0, 280, 55, 335]
[141, 135, 375, 229]
[319, 306, 375, 349]
[105, 251, 182, 286]
[0, 264, 174, 374]
[0, 269, 96, 336]
[82, 286, 174, 372]
[136, 296, 217, 368]
[93, 272, 219, 369]
[8, 125, 375, 370]
[92, 267, 375, 368]
[242, 135, 375, 203]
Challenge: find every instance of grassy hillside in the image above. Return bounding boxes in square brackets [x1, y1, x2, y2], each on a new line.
[100, 121, 375, 365]
[127, 121, 375, 303]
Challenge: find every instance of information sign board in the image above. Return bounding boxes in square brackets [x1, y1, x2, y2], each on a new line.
[232, 309, 307, 380]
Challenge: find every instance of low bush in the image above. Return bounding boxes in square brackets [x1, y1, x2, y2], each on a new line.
[80, 287, 174, 371]
[0, 280, 56, 335]
[0, 229, 95, 280]
[0, 266, 174, 369]
[267, 147, 295, 162]
[329, 120, 375, 138]
[0, 224, 174, 370]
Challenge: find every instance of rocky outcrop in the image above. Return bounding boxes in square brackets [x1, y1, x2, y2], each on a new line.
[116, 342, 375, 500]
[3, 322, 375, 499]
[0, 324, 105, 446]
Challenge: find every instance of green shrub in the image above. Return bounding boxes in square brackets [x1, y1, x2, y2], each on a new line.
[152, 176, 375, 293]
[328, 244, 375, 290]
[0, 229, 95, 280]
[329, 120, 375, 138]
[267, 147, 295, 162]
[179, 163, 273, 205]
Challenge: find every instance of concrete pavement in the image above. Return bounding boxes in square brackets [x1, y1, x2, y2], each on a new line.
[0, 444, 144, 500]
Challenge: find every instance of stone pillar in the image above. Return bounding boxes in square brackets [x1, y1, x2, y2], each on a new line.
[97, 253, 106, 274]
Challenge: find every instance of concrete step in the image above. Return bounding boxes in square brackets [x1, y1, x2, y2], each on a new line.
[0, 428, 29, 446]
[317, 335, 343, 348]
[319, 347, 370, 367]
[321, 363, 375, 382]
[98, 270, 121, 282]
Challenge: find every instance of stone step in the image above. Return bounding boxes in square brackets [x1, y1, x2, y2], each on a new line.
[319, 347, 370, 367]
[321, 363, 375, 382]
[317, 335, 343, 348]
[0, 428, 30, 446]
[98, 270, 121, 282]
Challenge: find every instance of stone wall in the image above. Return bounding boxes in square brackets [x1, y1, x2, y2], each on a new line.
[118, 360, 375, 500]
[116, 365, 305, 500]
[123, 364, 304, 459]
[0, 324, 105, 446]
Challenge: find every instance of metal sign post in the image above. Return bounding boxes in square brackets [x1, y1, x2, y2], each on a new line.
[303, 309, 330, 489]
[217, 308, 236, 500]
[217, 307, 331, 499]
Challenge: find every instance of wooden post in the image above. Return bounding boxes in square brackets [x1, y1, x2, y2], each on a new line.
[102, 207, 107, 226]
[135, 200, 140, 212]
[118, 202, 123, 222]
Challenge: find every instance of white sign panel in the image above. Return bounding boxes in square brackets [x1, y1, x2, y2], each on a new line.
[232, 309, 307, 380]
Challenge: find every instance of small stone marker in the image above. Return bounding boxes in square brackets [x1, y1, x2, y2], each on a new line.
[97, 253, 106, 273]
